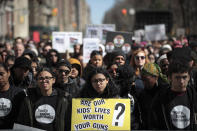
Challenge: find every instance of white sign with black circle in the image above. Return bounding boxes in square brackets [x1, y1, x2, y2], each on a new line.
[0, 98, 12, 117]
[35, 104, 56, 124]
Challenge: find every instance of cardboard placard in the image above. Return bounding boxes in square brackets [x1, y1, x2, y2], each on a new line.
[71, 98, 130, 130]
[86, 24, 116, 44]
[83, 38, 100, 63]
[52, 32, 82, 53]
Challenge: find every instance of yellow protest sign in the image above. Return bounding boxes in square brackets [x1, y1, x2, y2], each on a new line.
[71, 98, 130, 130]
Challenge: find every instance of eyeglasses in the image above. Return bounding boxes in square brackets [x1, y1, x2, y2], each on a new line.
[38, 76, 54, 81]
[50, 54, 57, 57]
[92, 78, 106, 83]
[135, 56, 145, 60]
[58, 69, 70, 75]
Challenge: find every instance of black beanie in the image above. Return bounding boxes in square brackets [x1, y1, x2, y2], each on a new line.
[12, 56, 32, 70]
[112, 50, 126, 60]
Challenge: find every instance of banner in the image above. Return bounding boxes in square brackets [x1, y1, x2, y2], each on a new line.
[105, 31, 133, 53]
[71, 98, 130, 130]
[86, 24, 116, 44]
[145, 24, 167, 41]
[83, 38, 100, 63]
[52, 32, 82, 53]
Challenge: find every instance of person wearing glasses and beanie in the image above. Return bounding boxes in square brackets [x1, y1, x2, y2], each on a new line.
[9, 56, 33, 89]
[54, 59, 79, 99]
[16, 68, 70, 131]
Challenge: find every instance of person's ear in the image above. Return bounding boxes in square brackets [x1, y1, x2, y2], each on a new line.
[52, 77, 55, 84]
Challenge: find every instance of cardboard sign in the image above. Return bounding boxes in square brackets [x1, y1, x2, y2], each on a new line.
[52, 32, 82, 53]
[105, 31, 133, 53]
[14, 123, 46, 131]
[71, 98, 130, 130]
[145, 24, 167, 41]
[86, 24, 116, 44]
[83, 38, 100, 63]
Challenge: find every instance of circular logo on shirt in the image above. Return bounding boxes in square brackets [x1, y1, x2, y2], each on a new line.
[0, 98, 12, 117]
[35, 104, 55, 124]
[170, 105, 190, 129]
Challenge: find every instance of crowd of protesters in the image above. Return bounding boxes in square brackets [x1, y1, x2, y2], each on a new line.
[0, 35, 197, 130]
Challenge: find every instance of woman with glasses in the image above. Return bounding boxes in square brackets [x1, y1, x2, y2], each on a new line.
[54, 59, 79, 98]
[130, 49, 149, 97]
[79, 67, 119, 98]
[16, 68, 70, 131]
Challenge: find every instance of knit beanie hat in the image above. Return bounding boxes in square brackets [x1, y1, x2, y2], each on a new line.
[142, 62, 169, 83]
[68, 58, 82, 76]
[142, 62, 160, 77]
[12, 56, 32, 70]
[112, 50, 126, 60]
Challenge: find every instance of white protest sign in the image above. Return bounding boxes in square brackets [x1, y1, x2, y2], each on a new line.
[176, 28, 185, 37]
[134, 29, 145, 42]
[86, 24, 116, 44]
[52, 32, 67, 53]
[145, 24, 166, 41]
[52, 32, 82, 53]
[66, 32, 82, 52]
[83, 38, 100, 63]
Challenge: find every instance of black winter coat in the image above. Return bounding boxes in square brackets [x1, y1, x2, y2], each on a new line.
[54, 77, 79, 99]
[16, 88, 70, 131]
[149, 86, 197, 130]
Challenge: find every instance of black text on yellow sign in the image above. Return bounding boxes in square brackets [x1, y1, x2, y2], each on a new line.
[71, 98, 130, 130]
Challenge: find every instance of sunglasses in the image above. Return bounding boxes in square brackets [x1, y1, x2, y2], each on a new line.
[92, 78, 106, 83]
[58, 69, 70, 75]
[135, 56, 145, 60]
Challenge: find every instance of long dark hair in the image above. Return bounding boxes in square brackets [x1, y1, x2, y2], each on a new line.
[81, 67, 119, 98]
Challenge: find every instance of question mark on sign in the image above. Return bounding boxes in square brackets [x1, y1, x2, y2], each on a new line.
[114, 103, 125, 126]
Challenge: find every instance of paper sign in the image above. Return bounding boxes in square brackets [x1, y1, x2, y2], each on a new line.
[83, 38, 100, 63]
[52, 32, 82, 53]
[86, 24, 116, 44]
[145, 24, 166, 41]
[71, 98, 130, 130]
[134, 29, 145, 42]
